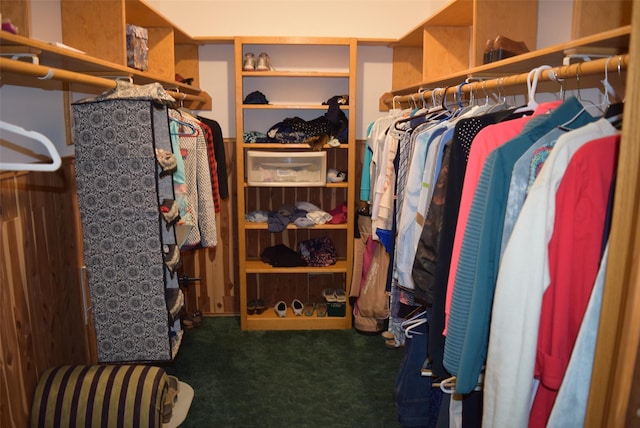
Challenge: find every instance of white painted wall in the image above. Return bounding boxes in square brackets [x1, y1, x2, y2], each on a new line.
[147, 0, 449, 39]
[0, 0, 73, 165]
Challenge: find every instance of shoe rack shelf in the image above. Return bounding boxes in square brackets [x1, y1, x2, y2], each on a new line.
[234, 37, 357, 331]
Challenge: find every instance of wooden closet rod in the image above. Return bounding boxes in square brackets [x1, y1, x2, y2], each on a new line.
[382, 54, 629, 108]
[0, 57, 208, 104]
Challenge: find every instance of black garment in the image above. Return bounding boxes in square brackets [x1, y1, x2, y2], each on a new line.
[267, 97, 348, 144]
[197, 116, 229, 199]
[412, 143, 450, 305]
[426, 108, 517, 378]
[260, 244, 307, 267]
[462, 391, 483, 428]
[243, 90, 269, 104]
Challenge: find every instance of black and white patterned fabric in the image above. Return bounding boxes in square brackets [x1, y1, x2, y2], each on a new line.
[73, 98, 181, 363]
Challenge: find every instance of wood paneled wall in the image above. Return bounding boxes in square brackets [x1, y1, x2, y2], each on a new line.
[0, 159, 92, 428]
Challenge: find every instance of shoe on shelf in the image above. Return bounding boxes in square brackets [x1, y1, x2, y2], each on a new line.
[316, 303, 327, 317]
[334, 289, 346, 303]
[274, 300, 287, 317]
[492, 35, 529, 62]
[255, 299, 266, 314]
[483, 38, 494, 64]
[291, 299, 304, 316]
[243, 52, 256, 71]
[256, 52, 272, 71]
[322, 288, 337, 302]
[303, 302, 315, 317]
[247, 299, 257, 315]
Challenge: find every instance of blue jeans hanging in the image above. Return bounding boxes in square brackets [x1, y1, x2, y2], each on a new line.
[394, 308, 443, 427]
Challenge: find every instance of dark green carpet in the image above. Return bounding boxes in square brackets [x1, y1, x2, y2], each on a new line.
[165, 317, 404, 427]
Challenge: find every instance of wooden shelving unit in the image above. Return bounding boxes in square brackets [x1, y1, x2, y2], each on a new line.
[381, 25, 631, 104]
[234, 37, 357, 331]
[0, 31, 210, 109]
[389, 0, 539, 90]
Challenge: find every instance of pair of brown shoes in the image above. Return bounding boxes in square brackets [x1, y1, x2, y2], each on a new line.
[483, 35, 529, 64]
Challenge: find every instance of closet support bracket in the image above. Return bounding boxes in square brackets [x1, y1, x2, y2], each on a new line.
[0, 52, 39, 65]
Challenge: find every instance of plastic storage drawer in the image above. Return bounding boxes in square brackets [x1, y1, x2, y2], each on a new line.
[246, 151, 327, 186]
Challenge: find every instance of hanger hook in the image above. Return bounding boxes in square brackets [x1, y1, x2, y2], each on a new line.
[482, 80, 489, 105]
[576, 61, 584, 101]
[456, 82, 467, 108]
[441, 86, 452, 111]
[418, 88, 427, 109]
[431, 88, 440, 109]
[602, 56, 614, 106]
[392, 95, 400, 109]
[617, 56, 622, 78]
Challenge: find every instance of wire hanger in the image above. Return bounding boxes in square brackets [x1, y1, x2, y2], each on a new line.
[0, 120, 62, 172]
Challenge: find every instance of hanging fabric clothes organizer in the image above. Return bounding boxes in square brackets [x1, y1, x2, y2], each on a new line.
[73, 83, 185, 363]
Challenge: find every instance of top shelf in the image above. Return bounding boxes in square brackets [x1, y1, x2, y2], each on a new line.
[394, 0, 473, 47]
[386, 25, 631, 97]
[242, 70, 350, 77]
[0, 32, 211, 108]
[125, 0, 194, 44]
[236, 36, 357, 46]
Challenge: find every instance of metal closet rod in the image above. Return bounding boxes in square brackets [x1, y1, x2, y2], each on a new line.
[383, 54, 629, 107]
[0, 57, 207, 104]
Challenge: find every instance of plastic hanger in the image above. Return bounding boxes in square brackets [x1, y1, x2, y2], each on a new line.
[558, 58, 616, 130]
[170, 117, 198, 136]
[0, 120, 62, 172]
[513, 65, 552, 115]
[602, 56, 625, 128]
[404, 318, 426, 338]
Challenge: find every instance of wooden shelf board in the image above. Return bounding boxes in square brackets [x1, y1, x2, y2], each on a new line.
[387, 25, 631, 96]
[242, 104, 350, 110]
[244, 308, 350, 330]
[242, 70, 349, 77]
[192, 36, 234, 44]
[242, 182, 348, 189]
[0, 32, 206, 96]
[393, 0, 473, 47]
[241, 143, 348, 149]
[127, 0, 194, 44]
[357, 38, 397, 46]
[236, 36, 355, 46]
[426, 0, 473, 27]
[243, 222, 348, 230]
[244, 260, 348, 274]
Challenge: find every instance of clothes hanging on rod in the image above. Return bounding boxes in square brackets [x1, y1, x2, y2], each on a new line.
[363, 56, 627, 428]
[168, 109, 218, 249]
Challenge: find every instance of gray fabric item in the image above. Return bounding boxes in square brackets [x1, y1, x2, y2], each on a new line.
[73, 98, 179, 363]
[245, 210, 269, 222]
[546, 244, 609, 428]
[75, 81, 176, 105]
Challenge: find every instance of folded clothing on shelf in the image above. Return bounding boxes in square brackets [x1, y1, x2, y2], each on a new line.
[260, 244, 307, 267]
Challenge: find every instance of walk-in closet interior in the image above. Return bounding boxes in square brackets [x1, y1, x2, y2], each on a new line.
[1, 0, 639, 426]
